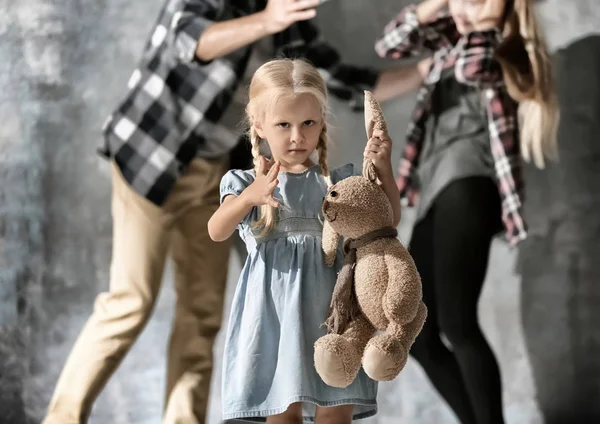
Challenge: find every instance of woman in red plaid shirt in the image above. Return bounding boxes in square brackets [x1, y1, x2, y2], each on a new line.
[375, 0, 558, 423]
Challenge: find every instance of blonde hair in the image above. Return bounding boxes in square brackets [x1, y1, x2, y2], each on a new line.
[496, 0, 560, 169]
[246, 59, 332, 237]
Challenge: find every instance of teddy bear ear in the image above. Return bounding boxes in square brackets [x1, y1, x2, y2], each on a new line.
[363, 91, 388, 183]
[322, 220, 340, 267]
[362, 158, 378, 183]
[364, 90, 388, 138]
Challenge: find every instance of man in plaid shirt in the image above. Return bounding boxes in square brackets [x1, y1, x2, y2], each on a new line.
[43, 1, 409, 423]
[375, 3, 527, 246]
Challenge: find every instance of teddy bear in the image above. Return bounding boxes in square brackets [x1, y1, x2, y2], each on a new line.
[314, 91, 427, 388]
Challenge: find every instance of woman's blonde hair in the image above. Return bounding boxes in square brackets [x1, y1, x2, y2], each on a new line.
[496, 0, 560, 169]
[245, 59, 332, 237]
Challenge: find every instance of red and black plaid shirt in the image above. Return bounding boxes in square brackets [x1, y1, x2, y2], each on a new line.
[375, 5, 527, 246]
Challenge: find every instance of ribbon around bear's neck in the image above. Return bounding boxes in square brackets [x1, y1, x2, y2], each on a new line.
[323, 226, 398, 335]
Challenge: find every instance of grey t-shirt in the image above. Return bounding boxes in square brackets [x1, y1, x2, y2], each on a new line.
[415, 66, 496, 222]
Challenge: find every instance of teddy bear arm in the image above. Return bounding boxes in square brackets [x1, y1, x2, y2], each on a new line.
[382, 246, 423, 325]
[322, 221, 340, 268]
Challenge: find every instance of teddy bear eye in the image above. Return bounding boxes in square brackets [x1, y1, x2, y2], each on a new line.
[329, 190, 338, 198]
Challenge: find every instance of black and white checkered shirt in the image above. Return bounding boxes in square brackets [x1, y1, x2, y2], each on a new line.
[100, 0, 380, 206]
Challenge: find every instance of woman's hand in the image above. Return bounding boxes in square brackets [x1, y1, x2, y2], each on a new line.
[471, 0, 506, 31]
[242, 157, 280, 208]
[364, 129, 393, 179]
[416, 0, 449, 23]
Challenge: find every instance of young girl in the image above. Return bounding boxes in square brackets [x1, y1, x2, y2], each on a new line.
[208, 58, 401, 423]
[375, 0, 558, 423]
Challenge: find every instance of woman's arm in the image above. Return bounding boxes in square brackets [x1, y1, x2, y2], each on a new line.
[372, 57, 434, 103]
[455, 30, 503, 86]
[416, 0, 450, 22]
[455, 0, 507, 86]
[375, 0, 456, 60]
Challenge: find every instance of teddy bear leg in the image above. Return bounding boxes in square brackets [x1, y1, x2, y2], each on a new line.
[362, 332, 407, 382]
[362, 302, 427, 381]
[399, 300, 428, 349]
[314, 314, 376, 388]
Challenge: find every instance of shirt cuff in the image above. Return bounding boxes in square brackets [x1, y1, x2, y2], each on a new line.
[463, 28, 502, 48]
[402, 4, 420, 27]
[171, 12, 215, 63]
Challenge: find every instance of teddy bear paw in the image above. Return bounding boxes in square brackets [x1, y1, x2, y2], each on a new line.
[314, 334, 362, 388]
[362, 334, 408, 382]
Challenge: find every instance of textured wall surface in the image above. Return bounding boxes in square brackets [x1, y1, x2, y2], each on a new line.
[516, 34, 600, 424]
[1, 0, 600, 423]
[1, 0, 46, 422]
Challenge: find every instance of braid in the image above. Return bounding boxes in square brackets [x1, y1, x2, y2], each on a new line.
[250, 126, 261, 172]
[317, 123, 332, 187]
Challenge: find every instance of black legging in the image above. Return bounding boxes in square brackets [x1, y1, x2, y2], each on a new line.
[409, 177, 505, 424]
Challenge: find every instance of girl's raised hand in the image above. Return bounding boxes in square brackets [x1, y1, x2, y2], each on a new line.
[245, 156, 280, 208]
[364, 129, 393, 179]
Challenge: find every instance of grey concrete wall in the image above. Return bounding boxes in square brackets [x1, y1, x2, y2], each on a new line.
[1, 0, 599, 423]
[0, 1, 47, 422]
[517, 34, 600, 423]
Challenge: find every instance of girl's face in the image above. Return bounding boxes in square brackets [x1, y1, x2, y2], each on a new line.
[255, 93, 324, 173]
[448, 0, 487, 34]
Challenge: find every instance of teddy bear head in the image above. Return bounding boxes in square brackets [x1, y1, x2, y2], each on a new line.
[323, 176, 394, 238]
[321, 170, 394, 266]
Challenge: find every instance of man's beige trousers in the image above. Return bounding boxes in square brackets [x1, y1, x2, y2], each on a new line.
[43, 158, 231, 424]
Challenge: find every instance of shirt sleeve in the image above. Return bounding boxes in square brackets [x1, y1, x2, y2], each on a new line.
[220, 169, 255, 204]
[167, 0, 220, 63]
[455, 29, 504, 87]
[375, 5, 459, 60]
[220, 169, 257, 227]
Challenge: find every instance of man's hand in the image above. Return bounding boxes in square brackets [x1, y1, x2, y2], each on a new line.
[195, 0, 320, 62]
[262, 0, 321, 35]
